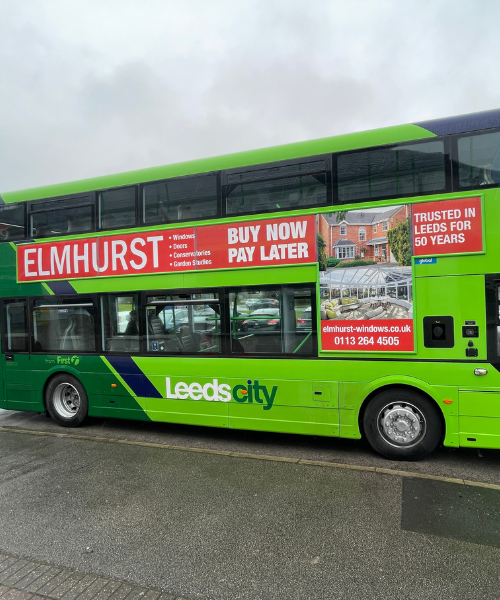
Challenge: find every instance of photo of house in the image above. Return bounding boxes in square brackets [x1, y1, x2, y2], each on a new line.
[319, 205, 409, 263]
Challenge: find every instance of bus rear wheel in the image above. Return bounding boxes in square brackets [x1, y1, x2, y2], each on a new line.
[363, 388, 441, 460]
[45, 374, 88, 427]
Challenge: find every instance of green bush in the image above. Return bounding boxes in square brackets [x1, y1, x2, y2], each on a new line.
[327, 257, 340, 267]
[317, 234, 327, 271]
[334, 260, 377, 268]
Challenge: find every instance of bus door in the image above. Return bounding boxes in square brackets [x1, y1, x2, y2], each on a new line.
[458, 275, 500, 448]
[2, 299, 34, 409]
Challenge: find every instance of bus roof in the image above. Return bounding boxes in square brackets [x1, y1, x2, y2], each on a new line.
[3, 108, 500, 204]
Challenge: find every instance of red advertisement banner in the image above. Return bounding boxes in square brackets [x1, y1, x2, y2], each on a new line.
[17, 215, 316, 282]
[321, 319, 414, 352]
[412, 196, 483, 256]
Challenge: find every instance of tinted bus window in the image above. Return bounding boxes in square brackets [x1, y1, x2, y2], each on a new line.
[99, 187, 136, 230]
[32, 298, 96, 353]
[230, 285, 315, 355]
[101, 294, 140, 352]
[225, 160, 328, 216]
[458, 131, 500, 187]
[30, 197, 94, 238]
[145, 293, 221, 354]
[143, 174, 218, 225]
[338, 141, 446, 203]
[0, 204, 26, 242]
[4, 301, 28, 352]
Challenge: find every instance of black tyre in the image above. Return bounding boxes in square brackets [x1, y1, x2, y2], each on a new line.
[45, 374, 88, 427]
[363, 388, 442, 460]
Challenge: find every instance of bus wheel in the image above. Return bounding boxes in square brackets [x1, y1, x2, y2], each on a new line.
[45, 374, 88, 427]
[363, 389, 441, 460]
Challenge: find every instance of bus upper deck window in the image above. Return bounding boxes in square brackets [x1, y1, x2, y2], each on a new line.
[143, 174, 218, 225]
[0, 204, 26, 242]
[458, 131, 500, 188]
[30, 197, 94, 238]
[99, 187, 137, 230]
[337, 141, 446, 203]
[225, 160, 328, 216]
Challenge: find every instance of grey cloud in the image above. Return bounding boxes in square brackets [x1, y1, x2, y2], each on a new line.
[1, 0, 500, 192]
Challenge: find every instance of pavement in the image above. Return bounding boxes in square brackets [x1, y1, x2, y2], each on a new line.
[0, 555, 185, 600]
[0, 409, 500, 600]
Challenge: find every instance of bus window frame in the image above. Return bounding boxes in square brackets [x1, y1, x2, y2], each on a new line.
[226, 282, 318, 358]
[28, 294, 101, 355]
[28, 193, 96, 239]
[221, 154, 333, 218]
[97, 185, 139, 231]
[451, 126, 500, 191]
[0, 203, 27, 243]
[332, 136, 452, 205]
[1, 298, 30, 354]
[139, 171, 222, 226]
[139, 287, 226, 356]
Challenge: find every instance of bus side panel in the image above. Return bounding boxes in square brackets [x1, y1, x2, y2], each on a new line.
[134, 357, 340, 436]
[146, 375, 229, 429]
[4, 354, 37, 409]
[414, 274, 487, 363]
[228, 379, 339, 437]
[459, 391, 500, 448]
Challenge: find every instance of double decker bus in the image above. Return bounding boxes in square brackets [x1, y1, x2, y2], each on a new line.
[2, 109, 500, 460]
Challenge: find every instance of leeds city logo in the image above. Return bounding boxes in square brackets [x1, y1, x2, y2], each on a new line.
[165, 378, 277, 410]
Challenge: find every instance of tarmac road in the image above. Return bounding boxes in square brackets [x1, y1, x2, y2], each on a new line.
[0, 409, 499, 600]
[1, 408, 500, 485]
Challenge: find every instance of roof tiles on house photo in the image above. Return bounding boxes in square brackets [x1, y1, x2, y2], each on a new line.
[322, 205, 404, 227]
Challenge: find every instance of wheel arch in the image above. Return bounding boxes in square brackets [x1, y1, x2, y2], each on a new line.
[357, 379, 446, 444]
[41, 367, 85, 410]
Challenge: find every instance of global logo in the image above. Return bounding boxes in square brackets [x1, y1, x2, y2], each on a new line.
[56, 355, 80, 366]
[416, 257, 437, 265]
[165, 378, 277, 410]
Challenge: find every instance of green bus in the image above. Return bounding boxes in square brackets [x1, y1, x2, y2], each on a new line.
[2, 108, 500, 460]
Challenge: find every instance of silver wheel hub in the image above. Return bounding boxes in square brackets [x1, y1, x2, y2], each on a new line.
[53, 383, 80, 419]
[378, 403, 425, 447]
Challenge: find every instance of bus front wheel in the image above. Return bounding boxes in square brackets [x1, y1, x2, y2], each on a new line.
[363, 389, 442, 460]
[45, 374, 88, 427]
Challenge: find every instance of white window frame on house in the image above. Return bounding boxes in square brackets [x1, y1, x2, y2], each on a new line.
[359, 227, 366, 241]
[373, 223, 377, 233]
[374, 245, 379, 256]
[335, 246, 355, 259]
[340, 224, 347, 235]
[382, 221, 388, 231]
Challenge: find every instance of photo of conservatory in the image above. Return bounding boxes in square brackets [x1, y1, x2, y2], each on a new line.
[320, 266, 413, 321]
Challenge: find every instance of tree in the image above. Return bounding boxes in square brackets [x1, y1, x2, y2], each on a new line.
[386, 217, 411, 266]
[317, 233, 327, 271]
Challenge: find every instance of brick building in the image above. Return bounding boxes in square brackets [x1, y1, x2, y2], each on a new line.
[318, 205, 409, 263]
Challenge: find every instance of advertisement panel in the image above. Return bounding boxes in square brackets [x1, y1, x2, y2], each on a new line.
[17, 215, 316, 282]
[320, 264, 414, 352]
[412, 196, 483, 256]
[319, 196, 484, 352]
[319, 204, 414, 352]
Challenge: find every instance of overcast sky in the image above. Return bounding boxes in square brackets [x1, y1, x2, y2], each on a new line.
[1, 0, 499, 192]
